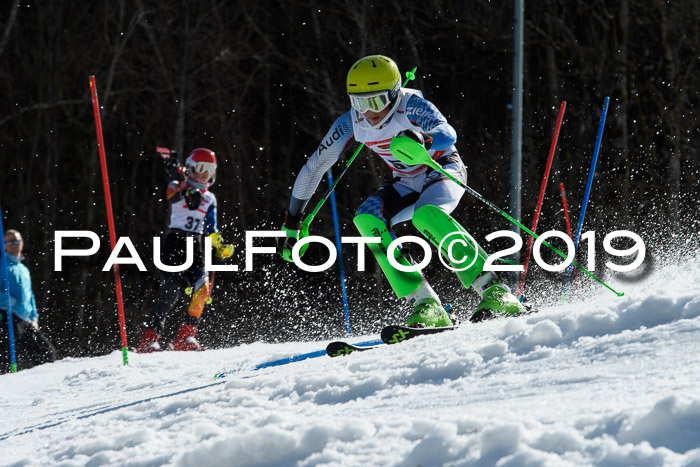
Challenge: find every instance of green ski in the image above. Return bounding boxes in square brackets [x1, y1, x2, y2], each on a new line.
[326, 340, 384, 357]
[380, 325, 460, 345]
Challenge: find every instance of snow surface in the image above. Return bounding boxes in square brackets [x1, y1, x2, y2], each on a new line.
[2, 255, 700, 466]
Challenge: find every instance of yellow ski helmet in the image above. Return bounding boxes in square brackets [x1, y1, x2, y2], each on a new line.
[346, 55, 402, 127]
[346, 55, 401, 94]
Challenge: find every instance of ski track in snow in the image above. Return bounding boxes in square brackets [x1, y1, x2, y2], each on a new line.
[2, 255, 700, 466]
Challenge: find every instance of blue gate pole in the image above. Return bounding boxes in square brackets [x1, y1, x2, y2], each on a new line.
[326, 169, 351, 337]
[564, 97, 610, 298]
[0, 203, 18, 373]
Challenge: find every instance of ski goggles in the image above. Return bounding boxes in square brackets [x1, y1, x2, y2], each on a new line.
[349, 85, 400, 113]
[4, 240, 20, 246]
[191, 161, 216, 175]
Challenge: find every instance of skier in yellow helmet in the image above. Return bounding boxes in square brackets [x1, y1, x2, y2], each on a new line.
[280, 55, 526, 326]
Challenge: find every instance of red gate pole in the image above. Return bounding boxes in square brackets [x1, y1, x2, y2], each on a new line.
[559, 182, 582, 298]
[518, 101, 566, 299]
[559, 183, 574, 245]
[89, 76, 129, 365]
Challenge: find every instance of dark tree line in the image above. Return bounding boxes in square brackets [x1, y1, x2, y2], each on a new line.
[0, 1, 698, 358]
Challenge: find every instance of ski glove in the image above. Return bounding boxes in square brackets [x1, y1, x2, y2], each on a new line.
[208, 232, 235, 259]
[278, 212, 301, 262]
[183, 187, 202, 210]
[164, 155, 186, 181]
[279, 210, 314, 262]
[279, 226, 300, 261]
[394, 129, 433, 150]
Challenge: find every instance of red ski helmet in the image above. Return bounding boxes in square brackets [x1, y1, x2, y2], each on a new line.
[186, 148, 217, 185]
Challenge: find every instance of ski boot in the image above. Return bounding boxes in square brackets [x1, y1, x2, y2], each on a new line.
[353, 212, 453, 328]
[407, 298, 453, 328]
[172, 324, 205, 351]
[136, 328, 162, 353]
[469, 273, 527, 323]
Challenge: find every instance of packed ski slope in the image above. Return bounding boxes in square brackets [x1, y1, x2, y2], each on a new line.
[2, 254, 700, 466]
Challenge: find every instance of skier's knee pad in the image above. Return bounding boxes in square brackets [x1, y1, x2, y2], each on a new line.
[187, 280, 210, 318]
[355, 196, 387, 224]
[353, 213, 422, 298]
[411, 204, 488, 289]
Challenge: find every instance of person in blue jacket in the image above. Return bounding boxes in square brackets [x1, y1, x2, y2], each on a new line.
[0, 229, 56, 373]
